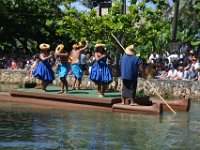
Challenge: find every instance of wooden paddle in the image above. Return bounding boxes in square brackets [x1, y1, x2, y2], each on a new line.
[111, 33, 177, 114]
[146, 80, 176, 114]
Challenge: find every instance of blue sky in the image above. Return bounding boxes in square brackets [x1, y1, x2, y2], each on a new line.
[71, 0, 173, 11]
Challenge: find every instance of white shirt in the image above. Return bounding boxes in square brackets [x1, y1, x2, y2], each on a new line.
[167, 69, 178, 78]
[168, 54, 179, 63]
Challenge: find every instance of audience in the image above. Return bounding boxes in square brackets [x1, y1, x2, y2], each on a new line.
[0, 44, 200, 83]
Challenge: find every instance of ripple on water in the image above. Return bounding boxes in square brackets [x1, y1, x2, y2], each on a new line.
[0, 101, 200, 149]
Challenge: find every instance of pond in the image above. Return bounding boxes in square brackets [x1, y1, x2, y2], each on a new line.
[0, 84, 200, 149]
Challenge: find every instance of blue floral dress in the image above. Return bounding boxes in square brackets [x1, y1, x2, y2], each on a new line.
[90, 57, 112, 84]
[33, 58, 54, 83]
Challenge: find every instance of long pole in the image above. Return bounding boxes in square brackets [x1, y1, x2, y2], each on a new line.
[146, 81, 176, 114]
[111, 33, 177, 114]
[111, 34, 125, 51]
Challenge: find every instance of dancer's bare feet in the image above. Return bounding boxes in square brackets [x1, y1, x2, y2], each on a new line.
[57, 90, 64, 94]
[43, 89, 47, 92]
[130, 99, 137, 106]
[121, 101, 125, 105]
[98, 94, 104, 98]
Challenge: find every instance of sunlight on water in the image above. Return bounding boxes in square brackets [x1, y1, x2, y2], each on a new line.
[0, 84, 200, 149]
[0, 102, 200, 149]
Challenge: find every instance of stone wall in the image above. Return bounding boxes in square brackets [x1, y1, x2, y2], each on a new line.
[1, 69, 200, 99]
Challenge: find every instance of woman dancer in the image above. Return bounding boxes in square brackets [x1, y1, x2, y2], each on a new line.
[55, 44, 70, 94]
[33, 43, 55, 92]
[90, 44, 113, 97]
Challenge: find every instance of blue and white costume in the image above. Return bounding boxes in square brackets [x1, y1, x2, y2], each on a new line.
[71, 62, 83, 79]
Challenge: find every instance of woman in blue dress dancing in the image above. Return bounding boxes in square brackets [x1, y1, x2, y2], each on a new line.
[90, 44, 113, 97]
[33, 43, 55, 92]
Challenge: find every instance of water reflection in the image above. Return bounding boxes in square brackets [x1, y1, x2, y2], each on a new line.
[0, 102, 200, 149]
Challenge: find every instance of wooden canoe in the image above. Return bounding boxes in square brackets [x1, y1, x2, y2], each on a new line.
[152, 98, 190, 112]
[112, 103, 162, 115]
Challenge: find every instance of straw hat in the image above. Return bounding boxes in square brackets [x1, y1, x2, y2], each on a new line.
[95, 44, 106, 48]
[39, 43, 50, 51]
[72, 44, 82, 49]
[125, 45, 135, 55]
[72, 44, 78, 49]
[55, 44, 64, 54]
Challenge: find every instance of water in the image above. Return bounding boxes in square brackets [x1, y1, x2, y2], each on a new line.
[0, 102, 200, 150]
[0, 84, 200, 149]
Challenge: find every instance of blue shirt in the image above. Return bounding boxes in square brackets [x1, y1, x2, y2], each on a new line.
[120, 55, 142, 80]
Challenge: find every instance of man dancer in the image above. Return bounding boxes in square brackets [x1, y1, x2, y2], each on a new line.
[70, 40, 89, 90]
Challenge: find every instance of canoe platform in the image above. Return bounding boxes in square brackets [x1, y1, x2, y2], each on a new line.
[7, 86, 190, 115]
[10, 88, 121, 108]
[112, 103, 162, 115]
[152, 98, 191, 112]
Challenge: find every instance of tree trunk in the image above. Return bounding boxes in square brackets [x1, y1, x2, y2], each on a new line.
[113, 45, 121, 77]
[121, 0, 126, 14]
[171, 0, 179, 42]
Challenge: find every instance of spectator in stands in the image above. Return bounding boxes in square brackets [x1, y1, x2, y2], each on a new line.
[173, 66, 184, 80]
[182, 67, 190, 81]
[188, 50, 195, 61]
[11, 59, 17, 69]
[148, 52, 158, 64]
[189, 66, 198, 81]
[16, 58, 24, 69]
[86, 53, 93, 75]
[29, 56, 40, 77]
[167, 51, 179, 64]
[145, 63, 156, 79]
[184, 59, 192, 71]
[155, 66, 166, 79]
[166, 65, 177, 79]
[25, 61, 32, 70]
[80, 52, 88, 75]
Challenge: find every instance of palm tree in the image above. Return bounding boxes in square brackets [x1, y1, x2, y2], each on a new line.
[171, 0, 179, 42]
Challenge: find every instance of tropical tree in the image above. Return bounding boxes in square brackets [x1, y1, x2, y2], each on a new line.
[0, 0, 69, 54]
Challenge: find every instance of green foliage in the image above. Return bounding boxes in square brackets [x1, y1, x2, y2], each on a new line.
[136, 89, 146, 99]
[0, 0, 199, 59]
[0, 0, 70, 54]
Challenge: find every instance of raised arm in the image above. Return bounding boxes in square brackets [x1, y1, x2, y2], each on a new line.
[56, 52, 69, 57]
[94, 52, 106, 62]
[79, 40, 89, 52]
[39, 53, 53, 61]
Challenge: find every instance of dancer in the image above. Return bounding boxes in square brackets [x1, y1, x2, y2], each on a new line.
[33, 43, 55, 92]
[55, 44, 70, 94]
[70, 40, 89, 90]
[120, 45, 145, 105]
[90, 44, 113, 97]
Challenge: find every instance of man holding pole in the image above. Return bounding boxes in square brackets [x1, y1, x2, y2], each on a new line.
[120, 45, 145, 105]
